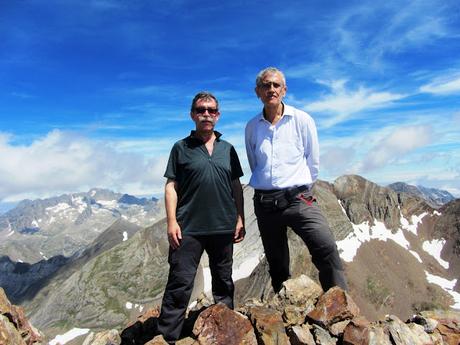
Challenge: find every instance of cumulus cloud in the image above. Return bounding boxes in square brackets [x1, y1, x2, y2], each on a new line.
[361, 125, 433, 171]
[0, 130, 168, 202]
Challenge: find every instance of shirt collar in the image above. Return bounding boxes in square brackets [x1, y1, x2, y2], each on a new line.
[257, 102, 294, 122]
[189, 130, 222, 142]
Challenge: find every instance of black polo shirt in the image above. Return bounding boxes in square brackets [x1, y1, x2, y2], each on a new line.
[164, 131, 244, 236]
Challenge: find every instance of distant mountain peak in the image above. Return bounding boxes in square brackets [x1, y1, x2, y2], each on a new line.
[388, 182, 455, 207]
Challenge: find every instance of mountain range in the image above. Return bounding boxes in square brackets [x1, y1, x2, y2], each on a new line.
[0, 177, 458, 343]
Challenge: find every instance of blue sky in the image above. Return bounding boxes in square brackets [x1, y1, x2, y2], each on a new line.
[1, 0, 460, 206]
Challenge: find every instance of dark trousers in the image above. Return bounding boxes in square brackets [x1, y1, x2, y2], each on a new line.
[254, 191, 347, 293]
[157, 234, 234, 343]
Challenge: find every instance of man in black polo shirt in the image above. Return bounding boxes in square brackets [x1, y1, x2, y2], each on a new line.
[157, 92, 245, 343]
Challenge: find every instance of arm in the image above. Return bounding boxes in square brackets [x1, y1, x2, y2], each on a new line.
[231, 178, 245, 243]
[165, 178, 182, 249]
[245, 121, 256, 172]
[304, 115, 320, 183]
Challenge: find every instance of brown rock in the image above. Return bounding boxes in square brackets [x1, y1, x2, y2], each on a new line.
[282, 305, 307, 326]
[329, 319, 351, 337]
[286, 325, 315, 345]
[176, 337, 198, 345]
[306, 287, 360, 328]
[421, 310, 460, 345]
[0, 314, 27, 345]
[245, 305, 289, 345]
[192, 303, 257, 345]
[120, 307, 159, 345]
[342, 317, 370, 345]
[145, 335, 169, 345]
[367, 326, 392, 345]
[0, 288, 42, 345]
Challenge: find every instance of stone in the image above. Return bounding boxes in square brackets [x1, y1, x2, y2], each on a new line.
[192, 303, 257, 345]
[0, 314, 27, 345]
[385, 315, 430, 345]
[329, 319, 350, 337]
[273, 275, 322, 310]
[82, 329, 121, 345]
[286, 325, 315, 345]
[407, 323, 435, 344]
[420, 310, 460, 345]
[245, 305, 289, 345]
[120, 307, 159, 345]
[367, 326, 392, 345]
[311, 324, 337, 345]
[0, 288, 42, 345]
[282, 305, 307, 326]
[145, 335, 169, 345]
[306, 287, 360, 328]
[176, 337, 198, 345]
[409, 314, 439, 333]
[342, 317, 370, 345]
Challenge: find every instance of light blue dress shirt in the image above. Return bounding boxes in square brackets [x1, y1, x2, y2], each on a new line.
[245, 103, 319, 190]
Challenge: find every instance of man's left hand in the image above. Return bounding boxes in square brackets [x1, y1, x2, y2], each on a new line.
[234, 218, 245, 243]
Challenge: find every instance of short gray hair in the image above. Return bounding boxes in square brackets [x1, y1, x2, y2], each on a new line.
[190, 91, 219, 112]
[256, 67, 286, 87]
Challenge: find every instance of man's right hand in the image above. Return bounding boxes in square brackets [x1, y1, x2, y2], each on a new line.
[167, 221, 182, 249]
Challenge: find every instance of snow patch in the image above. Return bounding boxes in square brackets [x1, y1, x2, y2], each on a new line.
[40, 252, 48, 260]
[7, 230, 14, 237]
[409, 250, 422, 263]
[31, 220, 39, 227]
[49, 328, 90, 345]
[97, 199, 118, 207]
[233, 255, 262, 281]
[425, 271, 460, 310]
[123, 231, 128, 241]
[338, 200, 348, 216]
[46, 203, 71, 213]
[422, 239, 449, 269]
[126, 302, 133, 310]
[337, 220, 411, 262]
[433, 210, 442, 216]
[400, 212, 428, 235]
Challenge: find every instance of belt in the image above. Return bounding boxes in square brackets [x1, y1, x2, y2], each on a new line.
[255, 185, 309, 199]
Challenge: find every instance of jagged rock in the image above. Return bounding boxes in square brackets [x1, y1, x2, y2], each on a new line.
[176, 337, 197, 345]
[282, 305, 308, 326]
[120, 307, 159, 345]
[385, 315, 431, 345]
[82, 329, 121, 345]
[311, 324, 337, 344]
[367, 326, 392, 344]
[0, 314, 27, 345]
[244, 305, 289, 345]
[329, 319, 350, 337]
[0, 288, 42, 345]
[407, 323, 435, 344]
[306, 287, 360, 328]
[286, 325, 315, 345]
[342, 317, 370, 344]
[192, 303, 257, 345]
[420, 310, 460, 345]
[145, 335, 169, 345]
[409, 314, 439, 333]
[273, 274, 322, 310]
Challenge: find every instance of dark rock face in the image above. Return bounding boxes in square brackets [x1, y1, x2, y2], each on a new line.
[333, 175, 401, 230]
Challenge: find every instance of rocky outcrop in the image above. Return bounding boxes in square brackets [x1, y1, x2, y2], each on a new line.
[0, 288, 42, 345]
[110, 275, 460, 345]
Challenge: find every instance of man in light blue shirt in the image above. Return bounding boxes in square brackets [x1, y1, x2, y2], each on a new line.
[245, 67, 347, 293]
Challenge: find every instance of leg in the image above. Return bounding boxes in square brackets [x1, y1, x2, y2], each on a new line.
[157, 235, 204, 343]
[205, 234, 235, 309]
[254, 199, 290, 293]
[286, 195, 348, 291]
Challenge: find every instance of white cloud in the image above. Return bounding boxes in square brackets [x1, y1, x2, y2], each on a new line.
[305, 80, 406, 127]
[361, 125, 433, 171]
[0, 130, 167, 202]
[420, 75, 460, 95]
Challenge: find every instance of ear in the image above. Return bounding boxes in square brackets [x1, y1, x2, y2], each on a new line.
[254, 86, 260, 98]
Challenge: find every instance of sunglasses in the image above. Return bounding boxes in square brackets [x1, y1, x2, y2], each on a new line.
[193, 107, 219, 115]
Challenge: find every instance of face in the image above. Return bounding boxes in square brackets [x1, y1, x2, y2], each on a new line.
[255, 72, 287, 107]
[191, 98, 220, 132]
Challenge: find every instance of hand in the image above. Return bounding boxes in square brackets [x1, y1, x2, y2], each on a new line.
[167, 221, 182, 249]
[233, 217, 245, 243]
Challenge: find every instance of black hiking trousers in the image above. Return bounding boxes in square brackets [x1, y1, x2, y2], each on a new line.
[254, 190, 348, 293]
[157, 233, 234, 343]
